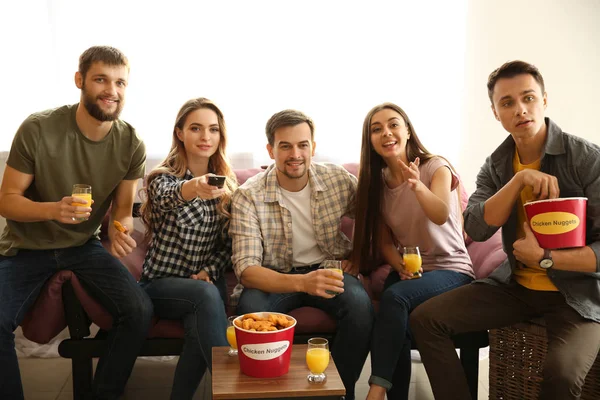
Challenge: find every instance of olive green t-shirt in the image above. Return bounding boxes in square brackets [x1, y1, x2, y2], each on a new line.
[0, 104, 146, 256]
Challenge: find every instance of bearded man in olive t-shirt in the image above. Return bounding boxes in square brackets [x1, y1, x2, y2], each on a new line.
[0, 46, 153, 400]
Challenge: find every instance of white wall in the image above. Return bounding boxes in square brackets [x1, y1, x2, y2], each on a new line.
[0, 0, 468, 169]
[458, 0, 600, 193]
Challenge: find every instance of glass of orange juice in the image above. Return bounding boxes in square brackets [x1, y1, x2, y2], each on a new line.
[306, 337, 329, 383]
[226, 316, 238, 356]
[321, 260, 343, 296]
[403, 246, 422, 278]
[72, 184, 92, 221]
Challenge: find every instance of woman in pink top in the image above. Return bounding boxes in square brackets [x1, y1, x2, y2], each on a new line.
[352, 103, 474, 400]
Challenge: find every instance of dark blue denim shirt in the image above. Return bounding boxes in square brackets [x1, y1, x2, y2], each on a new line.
[464, 118, 600, 322]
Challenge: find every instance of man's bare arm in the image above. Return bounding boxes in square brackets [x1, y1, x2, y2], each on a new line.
[108, 179, 138, 258]
[552, 247, 597, 273]
[0, 165, 89, 223]
[484, 169, 559, 227]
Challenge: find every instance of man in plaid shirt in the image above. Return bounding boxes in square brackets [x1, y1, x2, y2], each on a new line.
[231, 109, 374, 400]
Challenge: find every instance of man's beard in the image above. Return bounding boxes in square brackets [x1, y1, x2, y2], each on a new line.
[82, 85, 123, 122]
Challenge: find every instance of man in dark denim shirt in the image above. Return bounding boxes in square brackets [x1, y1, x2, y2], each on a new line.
[410, 61, 600, 400]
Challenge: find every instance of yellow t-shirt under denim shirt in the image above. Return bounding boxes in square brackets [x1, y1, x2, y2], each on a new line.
[512, 149, 558, 291]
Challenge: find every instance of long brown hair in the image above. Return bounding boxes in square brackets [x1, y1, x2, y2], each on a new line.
[352, 102, 438, 275]
[140, 98, 238, 241]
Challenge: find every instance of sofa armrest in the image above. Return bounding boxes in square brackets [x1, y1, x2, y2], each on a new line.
[20, 271, 71, 344]
[20, 270, 97, 344]
[62, 280, 91, 339]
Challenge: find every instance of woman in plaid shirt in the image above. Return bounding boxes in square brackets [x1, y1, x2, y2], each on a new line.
[139, 98, 237, 400]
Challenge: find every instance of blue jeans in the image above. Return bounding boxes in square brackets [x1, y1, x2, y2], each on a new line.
[369, 269, 472, 400]
[237, 273, 374, 400]
[141, 276, 229, 400]
[0, 240, 153, 400]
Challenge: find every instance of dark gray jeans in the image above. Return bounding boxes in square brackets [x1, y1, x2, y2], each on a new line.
[141, 275, 228, 400]
[410, 280, 600, 400]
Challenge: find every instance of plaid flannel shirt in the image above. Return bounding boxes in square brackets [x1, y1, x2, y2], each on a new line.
[231, 162, 357, 281]
[142, 171, 232, 282]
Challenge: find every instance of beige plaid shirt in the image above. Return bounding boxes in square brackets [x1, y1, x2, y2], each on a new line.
[231, 162, 357, 280]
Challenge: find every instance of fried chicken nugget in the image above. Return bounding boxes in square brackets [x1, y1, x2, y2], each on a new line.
[245, 313, 267, 322]
[242, 319, 253, 330]
[234, 318, 243, 328]
[248, 320, 261, 330]
[113, 220, 127, 233]
[255, 320, 278, 331]
[276, 315, 293, 328]
[268, 314, 280, 325]
[252, 321, 275, 331]
[238, 313, 292, 331]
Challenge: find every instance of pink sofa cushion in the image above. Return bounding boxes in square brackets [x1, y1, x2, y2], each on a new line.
[368, 265, 393, 303]
[289, 307, 337, 334]
[234, 168, 265, 185]
[468, 229, 505, 279]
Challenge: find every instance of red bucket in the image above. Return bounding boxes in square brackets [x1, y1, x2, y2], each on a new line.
[524, 197, 587, 249]
[234, 312, 297, 378]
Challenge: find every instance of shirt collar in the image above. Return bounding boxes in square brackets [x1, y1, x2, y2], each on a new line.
[492, 117, 564, 164]
[263, 163, 327, 203]
[543, 118, 565, 156]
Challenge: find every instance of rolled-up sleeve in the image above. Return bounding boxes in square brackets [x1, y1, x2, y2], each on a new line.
[230, 189, 264, 279]
[464, 156, 502, 242]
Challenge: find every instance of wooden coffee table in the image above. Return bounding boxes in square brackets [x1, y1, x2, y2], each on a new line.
[212, 344, 346, 399]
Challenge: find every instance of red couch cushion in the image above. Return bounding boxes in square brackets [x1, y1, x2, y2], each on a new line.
[21, 271, 72, 344]
[20, 269, 114, 343]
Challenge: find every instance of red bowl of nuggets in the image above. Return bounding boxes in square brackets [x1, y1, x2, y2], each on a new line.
[233, 312, 297, 378]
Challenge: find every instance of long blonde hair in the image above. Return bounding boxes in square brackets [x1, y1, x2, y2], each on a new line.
[140, 98, 238, 241]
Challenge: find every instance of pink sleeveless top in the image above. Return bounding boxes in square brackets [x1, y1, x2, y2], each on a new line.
[382, 157, 474, 278]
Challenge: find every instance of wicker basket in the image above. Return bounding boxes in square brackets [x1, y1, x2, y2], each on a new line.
[489, 319, 600, 400]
